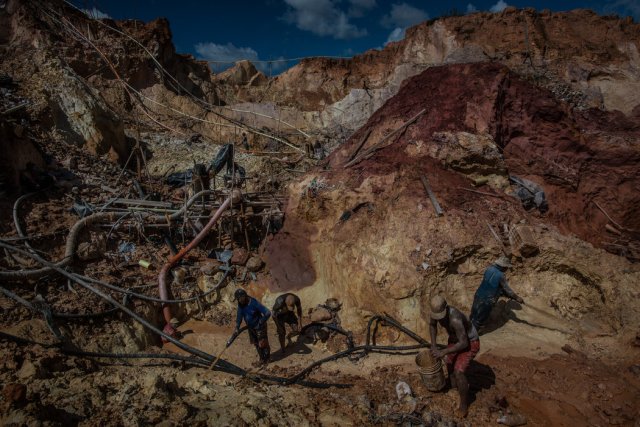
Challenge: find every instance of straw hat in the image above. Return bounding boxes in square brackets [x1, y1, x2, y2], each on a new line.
[495, 256, 513, 268]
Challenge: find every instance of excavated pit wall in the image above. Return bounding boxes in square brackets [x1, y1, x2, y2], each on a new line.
[259, 62, 640, 343]
[262, 172, 640, 341]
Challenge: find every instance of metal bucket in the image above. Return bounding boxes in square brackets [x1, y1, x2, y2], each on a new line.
[416, 350, 446, 392]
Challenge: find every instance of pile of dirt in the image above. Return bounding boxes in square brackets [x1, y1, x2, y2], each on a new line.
[263, 61, 640, 344]
[330, 62, 640, 247]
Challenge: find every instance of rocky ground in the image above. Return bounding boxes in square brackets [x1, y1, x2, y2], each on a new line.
[1, 0, 640, 426]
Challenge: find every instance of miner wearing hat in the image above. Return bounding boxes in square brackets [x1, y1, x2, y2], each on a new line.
[469, 256, 524, 331]
[228, 289, 271, 365]
[429, 295, 480, 418]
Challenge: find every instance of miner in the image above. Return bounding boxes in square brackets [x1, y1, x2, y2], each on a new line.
[429, 295, 480, 418]
[228, 289, 271, 365]
[272, 293, 303, 352]
[469, 256, 524, 331]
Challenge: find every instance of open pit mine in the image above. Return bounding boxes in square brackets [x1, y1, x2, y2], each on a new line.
[1, 0, 639, 425]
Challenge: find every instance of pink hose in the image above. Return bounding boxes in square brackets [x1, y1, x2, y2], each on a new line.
[159, 196, 232, 326]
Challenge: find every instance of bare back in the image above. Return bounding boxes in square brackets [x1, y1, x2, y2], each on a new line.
[439, 307, 478, 343]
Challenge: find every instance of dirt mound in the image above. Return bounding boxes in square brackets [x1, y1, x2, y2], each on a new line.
[262, 62, 640, 345]
[330, 62, 640, 251]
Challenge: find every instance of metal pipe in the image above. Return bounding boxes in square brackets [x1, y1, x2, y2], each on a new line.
[1, 190, 222, 281]
[158, 196, 232, 325]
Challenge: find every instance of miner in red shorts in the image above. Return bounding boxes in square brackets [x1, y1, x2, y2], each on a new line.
[429, 295, 480, 418]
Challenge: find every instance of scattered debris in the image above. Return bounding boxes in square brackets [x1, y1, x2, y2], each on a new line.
[345, 109, 426, 168]
[118, 241, 136, 261]
[395, 381, 412, 400]
[420, 175, 444, 216]
[509, 176, 548, 213]
[138, 259, 151, 269]
[230, 248, 249, 266]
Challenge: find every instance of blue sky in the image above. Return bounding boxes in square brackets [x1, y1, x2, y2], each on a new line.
[73, 0, 640, 74]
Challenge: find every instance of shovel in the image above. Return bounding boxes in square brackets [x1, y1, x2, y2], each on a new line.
[208, 344, 229, 371]
[209, 332, 236, 371]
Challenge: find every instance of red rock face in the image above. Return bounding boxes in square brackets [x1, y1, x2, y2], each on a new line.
[261, 216, 317, 291]
[264, 9, 640, 112]
[328, 62, 640, 251]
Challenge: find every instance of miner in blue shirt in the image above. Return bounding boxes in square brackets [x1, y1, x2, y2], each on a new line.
[470, 256, 524, 332]
[228, 289, 272, 364]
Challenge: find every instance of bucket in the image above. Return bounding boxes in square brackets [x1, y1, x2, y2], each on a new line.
[415, 350, 446, 392]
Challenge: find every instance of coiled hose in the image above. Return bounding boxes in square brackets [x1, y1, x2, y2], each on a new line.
[2, 190, 221, 281]
[0, 241, 351, 388]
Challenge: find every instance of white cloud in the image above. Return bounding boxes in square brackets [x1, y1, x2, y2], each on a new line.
[194, 42, 288, 74]
[466, 3, 478, 13]
[603, 0, 640, 20]
[81, 7, 110, 19]
[348, 0, 377, 17]
[283, 0, 367, 39]
[381, 2, 429, 29]
[385, 27, 405, 44]
[381, 3, 428, 46]
[489, 0, 509, 13]
[195, 42, 260, 65]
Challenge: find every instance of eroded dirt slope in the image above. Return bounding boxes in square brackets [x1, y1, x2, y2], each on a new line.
[264, 61, 640, 346]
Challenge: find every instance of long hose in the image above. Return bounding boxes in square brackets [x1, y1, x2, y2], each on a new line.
[158, 196, 231, 326]
[75, 270, 230, 304]
[0, 243, 434, 388]
[0, 331, 344, 389]
[0, 242, 350, 389]
[2, 189, 221, 281]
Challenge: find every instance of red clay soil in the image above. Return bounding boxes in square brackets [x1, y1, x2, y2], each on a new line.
[478, 352, 640, 426]
[328, 62, 640, 252]
[363, 351, 640, 426]
[261, 216, 318, 291]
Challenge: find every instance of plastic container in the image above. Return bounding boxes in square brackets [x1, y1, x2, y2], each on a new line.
[415, 350, 446, 391]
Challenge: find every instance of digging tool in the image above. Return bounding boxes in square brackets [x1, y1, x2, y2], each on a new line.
[208, 344, 230, 371]
[209, 328, 245, 371]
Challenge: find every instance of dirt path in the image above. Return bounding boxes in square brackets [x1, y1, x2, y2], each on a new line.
[158, 311, 640, 426]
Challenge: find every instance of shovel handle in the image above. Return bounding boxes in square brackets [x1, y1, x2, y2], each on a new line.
[208, 345, 228, 371]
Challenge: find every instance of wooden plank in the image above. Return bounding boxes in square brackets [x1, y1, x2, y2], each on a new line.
[346, 128, 372, 164]
[420, 175, 443, 217]
[486, 221, 510, 256]
[1, 102, 29, 116]
[113, 198, 174, 208]
[345, 108, 426, 168]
